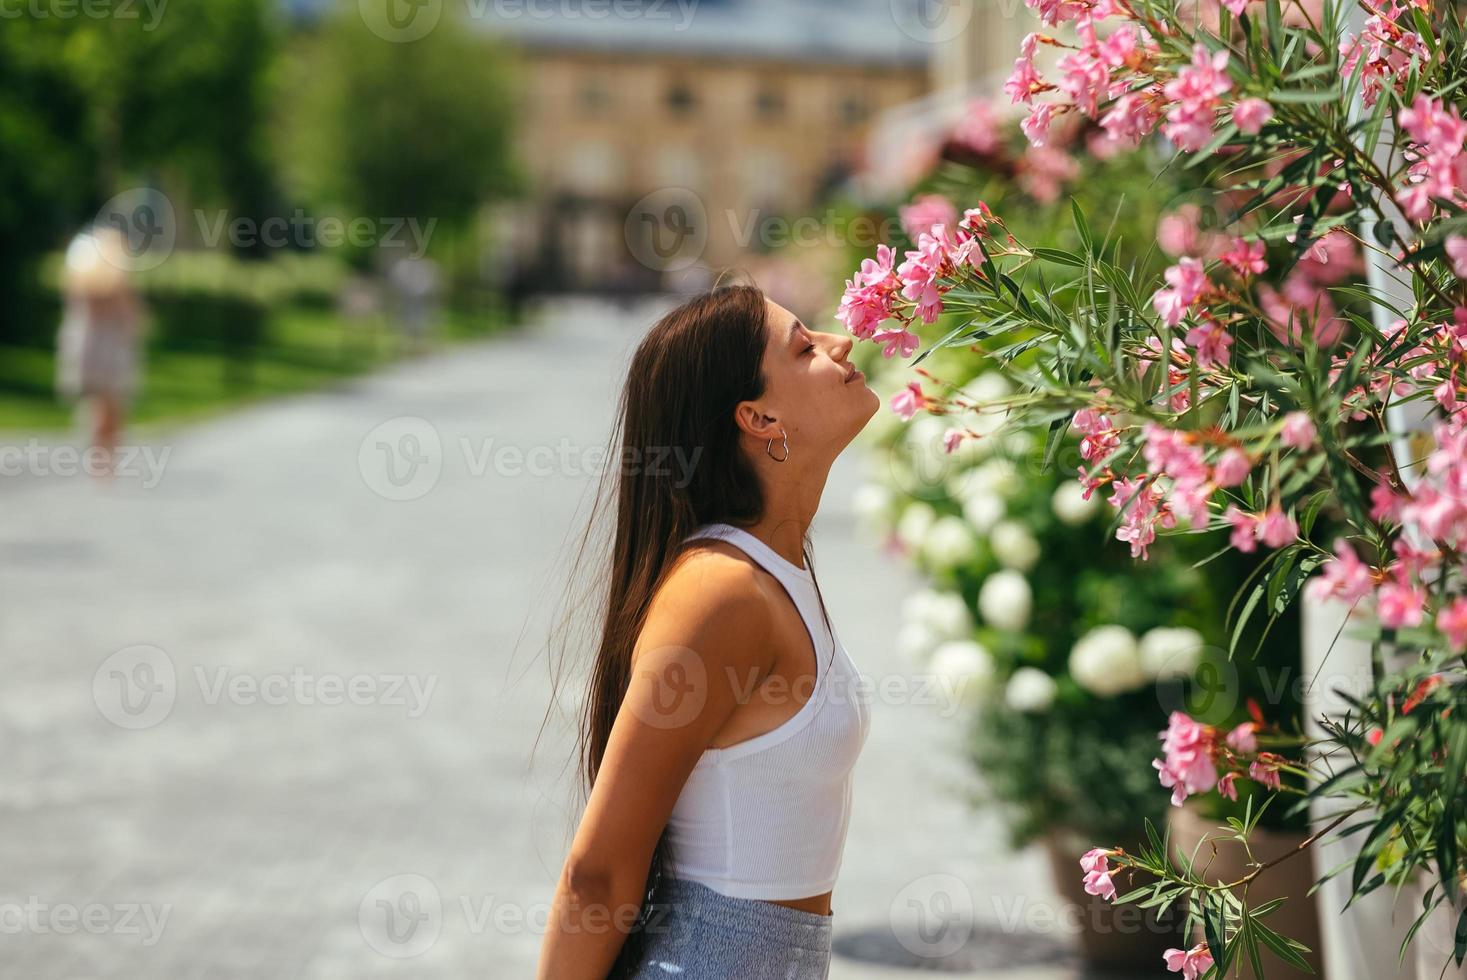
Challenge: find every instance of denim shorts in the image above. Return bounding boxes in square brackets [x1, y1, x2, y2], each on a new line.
[627, 877, 834, 979]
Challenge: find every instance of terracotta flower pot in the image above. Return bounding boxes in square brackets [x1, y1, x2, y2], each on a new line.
[1168, 803, 1325, 979]
[1044, 831, 1185, 971]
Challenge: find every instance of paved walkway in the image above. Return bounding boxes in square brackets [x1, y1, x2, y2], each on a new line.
[0, 297, 1108, 978]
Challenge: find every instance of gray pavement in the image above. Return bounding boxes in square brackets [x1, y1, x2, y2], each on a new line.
[0, 297, 1095, 978]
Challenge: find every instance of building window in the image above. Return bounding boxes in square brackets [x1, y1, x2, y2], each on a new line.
[754, 87, 785, 121]
[666, 80, 696, 116]
[578, 77, 611, 115]
[839, 95, 869, 126]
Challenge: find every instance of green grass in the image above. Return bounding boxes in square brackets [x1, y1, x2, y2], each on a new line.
[0, 304, 511, 434]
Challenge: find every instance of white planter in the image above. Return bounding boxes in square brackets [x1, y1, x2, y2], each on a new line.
[1301, 594, 1416, 980]
[1405, 879, 1467, 980]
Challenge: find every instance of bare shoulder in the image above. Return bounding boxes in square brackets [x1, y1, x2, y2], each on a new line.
[633, 541, 773, 671]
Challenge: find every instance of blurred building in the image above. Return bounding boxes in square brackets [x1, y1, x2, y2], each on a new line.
[489, 0, 932, 292]
[859, 0, 1040, 201]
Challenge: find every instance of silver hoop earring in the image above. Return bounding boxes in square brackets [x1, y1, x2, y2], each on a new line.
[765, 428, 789, 463]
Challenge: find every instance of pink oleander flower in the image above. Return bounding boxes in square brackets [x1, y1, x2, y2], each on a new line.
[1280, 411, 1317, 449]
[1164, 944, 1215, 980]
[1306, 538, 1377, 604]
[1143, 423, 1208, 487]
[1109, 475, 1174, 559]
[891, 381, 926, 420]
[896, 230, 952, 325]
[1394, 94, 1467, 220]
[1438, 597, 1467, 649]
[1020, 145, 1081, 204]
[1225, 721, 1259, 754]
[1370, 480, 1404, 523]
[899, 195, 958, 242]
[1249, 754, 1284, 791]
[1028, 0, 1091, 27]
[1221, 237, 1268, 277]
[1022, 101, 1056, 146]
[1445, 235, 1467, 279]
[1225, 505, 1260, 552]
[836, 244, 899, 340]
[1232, 97, 1274, 134]
[1257, 506, 1299, 548]
[1080, 847, 1119, 902]
[1152, 257, 1210, 327]
[1342, 2, 1435, 108]
[872, 327, 920, 359]
[1154, 711, 1219, 805]
[1055, 20, 1111, 118]
[1162, 44, 1232, 152]
[1377, 577, 1427, 628]
[954, 99, 1002, 155]
[1213, 447, 1251, 487]
[1158, 205, 1207, 258]
[1073, 405, 1119, 464]
[1185, 319, 1232, 370]
[1100, 92, 1163, 146]
[1005, 33, 1046, 105]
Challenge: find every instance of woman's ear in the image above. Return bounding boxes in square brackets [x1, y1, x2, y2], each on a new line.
[733, 401, 781, 442]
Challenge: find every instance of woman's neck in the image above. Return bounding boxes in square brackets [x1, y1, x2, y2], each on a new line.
[744, 458, 834, 569]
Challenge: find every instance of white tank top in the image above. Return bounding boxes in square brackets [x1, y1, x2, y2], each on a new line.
[664, 522, 871, 900]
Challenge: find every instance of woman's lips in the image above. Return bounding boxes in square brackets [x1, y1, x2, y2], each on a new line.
[844, 367, 863, 384]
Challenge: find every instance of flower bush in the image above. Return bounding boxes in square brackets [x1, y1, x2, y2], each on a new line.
[856, 362, 1235, 848]
[846, 94, 1310, 859]
[838, 0, 1467, 972]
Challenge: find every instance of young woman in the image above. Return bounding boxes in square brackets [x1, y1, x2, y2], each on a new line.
[537, 284, 880, 979]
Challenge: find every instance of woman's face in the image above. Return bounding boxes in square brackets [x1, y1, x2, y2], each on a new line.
[747, 298, 880, 459]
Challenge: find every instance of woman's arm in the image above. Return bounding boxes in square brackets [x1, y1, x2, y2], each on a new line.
[535, 555, 771, 979]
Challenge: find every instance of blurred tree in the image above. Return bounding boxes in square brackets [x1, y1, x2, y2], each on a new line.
[278, 5, 522, 257]
[0, 0, 279, 344]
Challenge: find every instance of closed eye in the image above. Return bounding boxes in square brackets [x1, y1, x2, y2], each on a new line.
[802, 343, 815, 355]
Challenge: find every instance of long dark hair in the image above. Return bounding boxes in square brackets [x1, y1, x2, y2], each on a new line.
[545, 284, 834, 972]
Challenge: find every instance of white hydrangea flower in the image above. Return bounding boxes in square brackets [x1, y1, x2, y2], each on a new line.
[1005, 666, 1058, 713]
[902, 588, 973, 642]
[1140, 626, 1205, 680]
[852, 483, 895, 534]
[896, 501, 936, 550]
[978, 570, 1032, 631]
[967, 457, 1021, 498]
[1003, 430, 1034, 457]
[922, 515, 978, 570]
[961, 491, 1005, 534]
[895, 620, 941, 662]
[961, 371, 1012, 405]
[930, 639, 996, 706]
[1068, 624, 1147, 697]
[949, 429, 989, 465]
[990, 520, 1040, 572]
[1052, 480, 1100, 526]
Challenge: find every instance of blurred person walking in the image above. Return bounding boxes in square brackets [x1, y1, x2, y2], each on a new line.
[55, 227, 144, 479]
